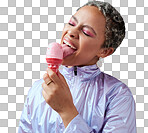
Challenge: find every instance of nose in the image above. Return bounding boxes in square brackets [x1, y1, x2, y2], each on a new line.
[67, 28, 79, 39]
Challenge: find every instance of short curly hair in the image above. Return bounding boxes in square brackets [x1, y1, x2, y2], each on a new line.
[77, 1, 126, 53]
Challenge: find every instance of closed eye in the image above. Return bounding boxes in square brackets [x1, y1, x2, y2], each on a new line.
[83, 31, 90, 37]
[68, 22, 75, 26]
[68, 23, 90, 37]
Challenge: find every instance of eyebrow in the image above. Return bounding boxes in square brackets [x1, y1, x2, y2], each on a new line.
[71, 15, 97, 36]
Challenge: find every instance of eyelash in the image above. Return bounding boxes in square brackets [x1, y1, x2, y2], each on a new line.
[68, 23, 74, 26]
[68, 23, 90, 37]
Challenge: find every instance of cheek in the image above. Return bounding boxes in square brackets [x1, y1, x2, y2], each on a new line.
[79, 41, 100, 58]
[78, 46, 97, 60]
[80, 39, 99, 53]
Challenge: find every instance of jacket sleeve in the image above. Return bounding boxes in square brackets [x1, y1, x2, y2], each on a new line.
[63, 114, 94, 133]
[18, 93, 32, 133]
[101, 94, 137, 133]
[64, 84, 137, 133]
[17, 82, 37, 133]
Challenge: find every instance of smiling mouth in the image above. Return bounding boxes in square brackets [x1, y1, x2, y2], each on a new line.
[63, 40, 77, 50]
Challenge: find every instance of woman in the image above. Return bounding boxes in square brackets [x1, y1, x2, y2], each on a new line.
[18, 1, 136, 133]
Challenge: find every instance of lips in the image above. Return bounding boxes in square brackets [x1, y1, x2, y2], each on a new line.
[62, 37, 77, 49]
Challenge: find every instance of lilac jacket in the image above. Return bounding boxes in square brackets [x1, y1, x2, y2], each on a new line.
[18, 64, 136, 133]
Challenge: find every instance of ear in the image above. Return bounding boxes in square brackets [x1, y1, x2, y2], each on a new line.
[97, 47, 114, 58]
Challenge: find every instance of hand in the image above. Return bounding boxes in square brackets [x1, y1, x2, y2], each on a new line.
[42, 68, 79, 127]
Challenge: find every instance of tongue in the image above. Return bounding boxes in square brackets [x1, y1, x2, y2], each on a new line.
[62, 44, 76, 58]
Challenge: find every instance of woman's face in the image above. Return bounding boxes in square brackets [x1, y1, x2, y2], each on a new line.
[60, 6, 108, 67]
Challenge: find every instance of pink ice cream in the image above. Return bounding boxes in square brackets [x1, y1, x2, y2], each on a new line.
[46, 42, 63, 60]
[46, 42, 76, 73]
[46, 42, 63, 73]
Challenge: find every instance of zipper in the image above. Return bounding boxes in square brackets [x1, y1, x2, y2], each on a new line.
[73, 66, 78, 103]
[74, 66, 77, 76]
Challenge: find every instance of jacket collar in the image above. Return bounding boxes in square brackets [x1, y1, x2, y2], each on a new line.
[60, 64, 102, 82]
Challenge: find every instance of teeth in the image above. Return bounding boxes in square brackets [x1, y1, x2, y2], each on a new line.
[63, 40, 77, 50]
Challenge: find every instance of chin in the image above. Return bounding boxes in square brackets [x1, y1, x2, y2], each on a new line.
[61, 59, 78, 66]
[61, 61, 74, 66]
[62, 61, 85, 67]
[61, 59, 71, 66]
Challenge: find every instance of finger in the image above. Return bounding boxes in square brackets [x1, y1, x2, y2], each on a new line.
[46, 68, 61, 84]
[43, 72, 54, 85]
[43, 72, 49, 83]
[42, 82, 54, 94]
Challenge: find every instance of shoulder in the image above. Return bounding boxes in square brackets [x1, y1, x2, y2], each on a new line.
[97, 71, 133, 97]
[100, 71, 125, 85]
[97, 72, 136, 114]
